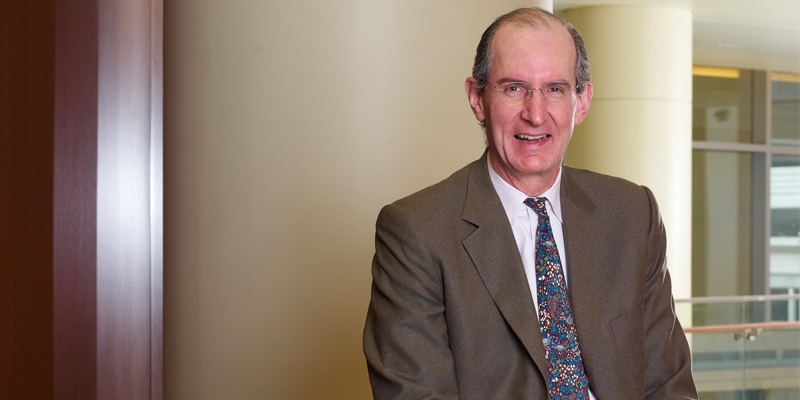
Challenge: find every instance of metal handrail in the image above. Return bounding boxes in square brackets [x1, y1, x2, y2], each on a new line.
[674, 294, 800, 304]
[683, 321, 800, 334]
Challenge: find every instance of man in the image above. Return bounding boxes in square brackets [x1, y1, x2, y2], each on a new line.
[364, 7, 697, 399]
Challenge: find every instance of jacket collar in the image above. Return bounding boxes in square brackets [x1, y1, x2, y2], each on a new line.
[461, 151, 548, 378]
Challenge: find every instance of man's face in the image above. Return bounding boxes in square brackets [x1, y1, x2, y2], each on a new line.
[466, 23, 592, 193]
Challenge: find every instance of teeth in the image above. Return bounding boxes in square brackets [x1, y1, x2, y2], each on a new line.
[515, 134, 549, 142]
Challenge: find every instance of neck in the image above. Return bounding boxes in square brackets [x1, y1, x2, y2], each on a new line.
[488, 157, 560, 197]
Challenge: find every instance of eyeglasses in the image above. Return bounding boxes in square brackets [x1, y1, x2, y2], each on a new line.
[490, 81, 574, 104]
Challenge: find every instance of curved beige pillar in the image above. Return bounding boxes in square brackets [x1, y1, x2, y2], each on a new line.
[532, 0, 553, 11]
[563, 6, 693, 301]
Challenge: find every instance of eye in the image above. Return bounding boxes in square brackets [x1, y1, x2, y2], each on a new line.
[502, 84, 527, 98]
[544, 83, 570, 97]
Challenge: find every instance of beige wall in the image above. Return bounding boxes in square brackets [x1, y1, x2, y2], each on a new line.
[164, 1, 517, 398]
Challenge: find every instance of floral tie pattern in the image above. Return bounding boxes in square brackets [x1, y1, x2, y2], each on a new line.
[524, 197, 590, 399]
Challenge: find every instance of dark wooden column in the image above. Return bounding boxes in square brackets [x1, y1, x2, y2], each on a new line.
[149, 1, 165, 397]
[0, 0, 163, 398]
[95, 0, 161, 397]
[53, 0, 99, 398]
[0, 2, 56, 399]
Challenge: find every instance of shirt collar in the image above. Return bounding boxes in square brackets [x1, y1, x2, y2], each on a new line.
[487, 156, 563, 224]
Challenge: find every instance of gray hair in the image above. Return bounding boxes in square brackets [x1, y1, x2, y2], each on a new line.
[472, 7, 591, 94]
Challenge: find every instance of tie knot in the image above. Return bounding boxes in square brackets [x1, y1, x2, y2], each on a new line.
[523, 197, 548, 217]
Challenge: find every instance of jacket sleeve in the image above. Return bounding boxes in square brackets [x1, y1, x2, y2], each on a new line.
[363, 203, 460, 399]
[641, 186, 699, 399]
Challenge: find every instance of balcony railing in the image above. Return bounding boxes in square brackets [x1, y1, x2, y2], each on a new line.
[675, 295, 800, 398]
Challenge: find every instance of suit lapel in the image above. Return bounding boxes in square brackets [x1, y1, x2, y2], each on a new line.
[560, 167, 604, 374]
[460, 154, 548, 377]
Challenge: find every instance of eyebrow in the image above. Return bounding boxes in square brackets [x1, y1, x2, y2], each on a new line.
[496, 77, 571, 86]
[496, 77, 528, 85]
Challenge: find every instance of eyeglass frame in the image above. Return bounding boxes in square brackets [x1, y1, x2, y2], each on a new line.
[488, 80, 575, 104]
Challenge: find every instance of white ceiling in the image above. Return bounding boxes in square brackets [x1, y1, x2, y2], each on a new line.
[555, 0, 800, 73]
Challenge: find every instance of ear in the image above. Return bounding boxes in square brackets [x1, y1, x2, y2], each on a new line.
[573, 82, 593, 125]
[465, 77, 486, 123]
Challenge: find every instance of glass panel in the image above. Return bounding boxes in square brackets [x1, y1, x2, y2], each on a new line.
[691, 301, 769, 327]
[693, 68, 754, 143]
[743, 327, 800, 399]
[682, 298, 800, 399]
[693, 150, 753, 297]
[770, 154, 800, 308]
[771, 76, 800, 147]
[692, 330, 747, 398]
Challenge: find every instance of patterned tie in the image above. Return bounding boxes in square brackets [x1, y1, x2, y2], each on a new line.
[524, 197, 590, 399]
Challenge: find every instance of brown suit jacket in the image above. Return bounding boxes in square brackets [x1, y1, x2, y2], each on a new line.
[363, 153, 697, 399]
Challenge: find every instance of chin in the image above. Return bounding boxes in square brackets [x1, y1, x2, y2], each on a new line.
[519, 161, 558, 177]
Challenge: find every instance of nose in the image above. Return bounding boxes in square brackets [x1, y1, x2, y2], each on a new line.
[520, 90, 547, 126]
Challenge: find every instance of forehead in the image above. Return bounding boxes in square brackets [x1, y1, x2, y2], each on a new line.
[489, 22, 576, 82]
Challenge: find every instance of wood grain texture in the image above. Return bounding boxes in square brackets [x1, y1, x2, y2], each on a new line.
[0, 0, 162, 398]
[96, 0, 159, 398]
[53, 0, 99, 398]
[0, 2, 56, 399]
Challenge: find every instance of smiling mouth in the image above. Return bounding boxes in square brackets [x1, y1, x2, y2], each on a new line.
[514, 134, 550, 143]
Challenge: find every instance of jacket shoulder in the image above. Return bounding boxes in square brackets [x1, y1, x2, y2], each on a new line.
[562, 166, 651, 205]
[388, 159, 479, 214]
